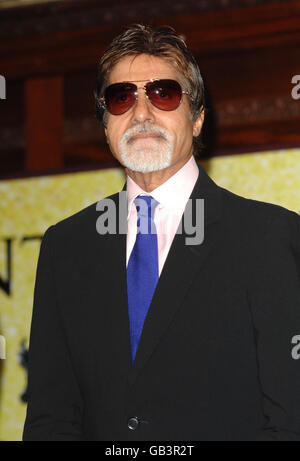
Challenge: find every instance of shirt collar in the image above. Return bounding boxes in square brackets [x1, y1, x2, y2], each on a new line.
[126, 155, 199, 219]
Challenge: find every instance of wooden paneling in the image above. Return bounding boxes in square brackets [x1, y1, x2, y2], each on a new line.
[1, 2, 300, 79]
[25, 76, 63, 170]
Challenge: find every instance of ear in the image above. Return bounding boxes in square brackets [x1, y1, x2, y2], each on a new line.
[192, 109, 205, 137]
[104, 126, 110, 145]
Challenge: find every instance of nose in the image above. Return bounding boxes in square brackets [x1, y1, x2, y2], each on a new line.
[131, 88, 154, 124]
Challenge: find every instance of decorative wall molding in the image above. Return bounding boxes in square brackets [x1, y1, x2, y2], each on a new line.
[2, 96, 300, 153]
[64, 117, 104, 143]
[216, 96, 300, 126]
[0, 117, 104, 151]
[0, 125, 24, 149]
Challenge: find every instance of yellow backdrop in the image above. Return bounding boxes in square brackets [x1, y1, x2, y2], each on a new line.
[0, 148, 299, 441]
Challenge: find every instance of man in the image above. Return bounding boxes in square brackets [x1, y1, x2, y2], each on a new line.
[23, 24, 300, 441]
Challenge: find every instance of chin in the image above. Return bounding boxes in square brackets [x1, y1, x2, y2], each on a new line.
[120, 149, 173, 173]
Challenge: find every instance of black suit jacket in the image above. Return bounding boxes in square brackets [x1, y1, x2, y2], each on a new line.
[23, 163, 300, 441]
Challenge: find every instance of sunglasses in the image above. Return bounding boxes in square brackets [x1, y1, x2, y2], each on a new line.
[99, 78, 192, 115]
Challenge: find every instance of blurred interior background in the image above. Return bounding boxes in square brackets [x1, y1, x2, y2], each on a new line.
[0, 0, 300, 441]
[1, 0, 300, 177]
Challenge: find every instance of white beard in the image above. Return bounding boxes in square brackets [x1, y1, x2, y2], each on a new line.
[118, 122, 174, 173]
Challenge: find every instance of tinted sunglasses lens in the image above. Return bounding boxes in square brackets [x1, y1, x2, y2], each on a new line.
[104, 83, 136, 115]
[147, 79, 182, 111]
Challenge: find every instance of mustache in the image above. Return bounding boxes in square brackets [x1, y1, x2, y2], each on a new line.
[122, 123, 168, 143]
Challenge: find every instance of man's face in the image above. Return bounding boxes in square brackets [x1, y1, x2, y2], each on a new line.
[104, 54, 204, 174]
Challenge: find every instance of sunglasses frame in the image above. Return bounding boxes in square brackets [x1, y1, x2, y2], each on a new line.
[99, 78, 193, 115]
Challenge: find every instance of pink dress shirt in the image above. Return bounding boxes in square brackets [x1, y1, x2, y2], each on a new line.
[126, 155, 199, 276]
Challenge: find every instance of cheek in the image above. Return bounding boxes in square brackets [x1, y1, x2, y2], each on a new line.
[110, 136, 122, 155]
[106, 125, 122, 151]
[106, 117, 129, 147]
[171, 118, 193, 146]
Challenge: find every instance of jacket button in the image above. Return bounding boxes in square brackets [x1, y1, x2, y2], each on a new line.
[128, 416, 139, 431]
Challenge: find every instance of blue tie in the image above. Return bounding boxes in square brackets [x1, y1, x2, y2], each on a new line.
[127, 195, 159, 364]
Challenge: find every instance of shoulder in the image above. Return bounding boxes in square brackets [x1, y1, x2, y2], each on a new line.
[218, 186, 300, 249]
[42, 190, 121, 245]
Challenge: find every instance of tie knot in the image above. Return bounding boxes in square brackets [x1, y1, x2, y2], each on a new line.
[134, 195, 159, 219]
[134, 195, 159, 235]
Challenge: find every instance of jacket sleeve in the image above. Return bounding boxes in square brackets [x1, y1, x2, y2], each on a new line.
[23, 226, 84, 441]
[250, 209, 300, 441]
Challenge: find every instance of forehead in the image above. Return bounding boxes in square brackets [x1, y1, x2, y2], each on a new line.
[108, 54, 182, 84]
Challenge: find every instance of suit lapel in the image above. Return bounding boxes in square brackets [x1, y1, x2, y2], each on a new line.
[124, 163, 224, 386]
[89, 191, 132, 377]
